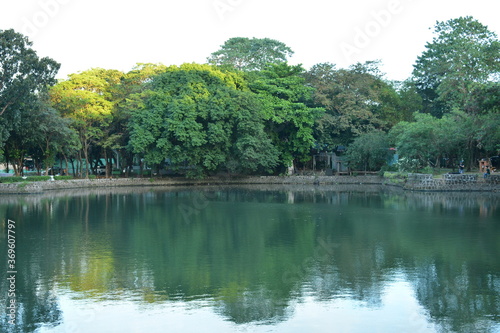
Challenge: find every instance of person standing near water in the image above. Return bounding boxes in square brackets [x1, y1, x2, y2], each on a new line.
[484, 166, 491, 178]
[459, 160, 465, 174]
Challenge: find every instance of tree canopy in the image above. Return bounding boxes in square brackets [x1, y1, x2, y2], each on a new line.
[305, 61, 406, 149]
[50, 68, 123, 177]
[413, 16, 500, 116]
[2, 18, 499, 177]
[128, 63, 279, 177]
[0, 29, 60, 116]
[207, 37, 294, 71]
[248, 63, 323, 168]
[0, 29, 60, 151]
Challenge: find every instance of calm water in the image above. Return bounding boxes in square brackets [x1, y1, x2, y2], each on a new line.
[1, 185, 500, 333]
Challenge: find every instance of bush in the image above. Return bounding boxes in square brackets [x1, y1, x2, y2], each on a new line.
[380, 164, 398, 173]
[345, 131, 391, 171]
[382, 171, 408, 185]
[421, 166, 435, 175]
[0, 175, 73, 183]
[397, 157, 423, 173]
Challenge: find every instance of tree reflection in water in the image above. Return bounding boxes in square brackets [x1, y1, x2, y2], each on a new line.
[0, 186, 499, 332]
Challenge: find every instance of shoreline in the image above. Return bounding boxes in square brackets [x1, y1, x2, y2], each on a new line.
[0, 175, 382, 194]
[0, 174, 499, 194]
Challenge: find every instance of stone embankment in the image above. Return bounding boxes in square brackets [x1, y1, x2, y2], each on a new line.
[0, 174, 499, 194]
[0, 175, 382, 194]
[404, 173, 500, 192]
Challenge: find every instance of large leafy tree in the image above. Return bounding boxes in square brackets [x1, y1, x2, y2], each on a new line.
[305, 61, 402, 149]
[0, 29, 60, 149]
[247, 63, 323, 170]
[111, 63, 168, 176]
[395, 80, 424, 118]
[50, 68, 123, 177]
[128, 63, 278, 178]
[3, 97, 75, 175]
[389, 111, 488, 171]
[207, 37, 294, 71]
[413, 16, 500, 116]
[345, 131, 390, 172]
[390, 113, 443, 171]
[27, 99, 77, 175]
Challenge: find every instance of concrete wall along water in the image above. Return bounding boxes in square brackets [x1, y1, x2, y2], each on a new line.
[405, 173, 500, 192]
[1, 174, 499, 194]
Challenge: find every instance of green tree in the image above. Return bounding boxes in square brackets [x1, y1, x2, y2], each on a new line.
[390, 113, 441, 170]
[105, 63, 168, 176]
[128, 63, 278, 178]
[389, 112, 478, 171]
[28, 98, 77, 175]
[3, 97, 75, 175]
[305, 61, 401, 149]
[0, 29, 60, 149]
[479, 112, 500, 156]
[396, 80, 424, 117]
[248, 63, 323, 171]
[413, 16, 500, 116]
[50, 68, 123, 177]
[464, 82, 500, 115]
[345, 131, 390, 171]
[207, 37, 294, 71]
[225, 91, 279, 175]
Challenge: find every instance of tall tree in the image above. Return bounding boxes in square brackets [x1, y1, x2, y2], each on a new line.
[0, 29, 60, 149]
[345, 131, 390, 172]
[413, 16, 500, 116]
[28, 98, 77, 175]
[207, 37, 294, 71]
[128, 63, 278, 178]
[3, 97, 75, 175]
[0, 29, 60, 116]
[305, 61, 401, 149]
[389, 113, 442, 171]
[395, 80, 424, 118]
[50, 68, 123, 177]
[248, 63, 323, 171]
[389, 111, 485, 171]
[107, 63, 168, 176]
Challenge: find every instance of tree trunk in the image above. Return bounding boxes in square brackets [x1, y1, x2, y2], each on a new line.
[12, 162, 19, 176]
[104, 149, 110, 178]
[83, 140, 90, 178]
[76, 151, 82, 178]
[70, 158, 76, 177]
[4, 152, 10, 173]
[62, 153, 69, 176]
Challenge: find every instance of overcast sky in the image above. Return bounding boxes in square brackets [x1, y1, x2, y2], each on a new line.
[1, 0, 499, 81]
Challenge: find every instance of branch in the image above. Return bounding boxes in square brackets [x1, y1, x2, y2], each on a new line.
[0, 101, 13, 116]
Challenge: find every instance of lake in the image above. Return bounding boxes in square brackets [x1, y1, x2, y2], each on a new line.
[1, 185, 499, 333]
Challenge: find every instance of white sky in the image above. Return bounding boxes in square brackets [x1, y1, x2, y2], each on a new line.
[1, 0, 499, 81]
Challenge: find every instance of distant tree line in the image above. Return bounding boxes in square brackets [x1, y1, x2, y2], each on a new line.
[0, 16, 499, 177]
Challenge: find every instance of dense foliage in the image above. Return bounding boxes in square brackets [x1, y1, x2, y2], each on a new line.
[1, 17, 499, 177]
[128, 64, 279, 178]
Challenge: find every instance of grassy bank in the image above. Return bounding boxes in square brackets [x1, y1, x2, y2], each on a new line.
[0, 175, 73, 183]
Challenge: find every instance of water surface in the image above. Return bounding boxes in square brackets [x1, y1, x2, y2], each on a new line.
[1, 185, 499, 333]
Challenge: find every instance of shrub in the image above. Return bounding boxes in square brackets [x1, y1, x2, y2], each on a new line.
[345, 131, 391, 171]
[397, 157, 423, 173]
[421, 166, 435, 175]
[0, 175, 73, 183]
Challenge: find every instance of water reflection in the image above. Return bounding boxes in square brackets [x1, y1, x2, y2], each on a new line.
[0, 186, 499, 332]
